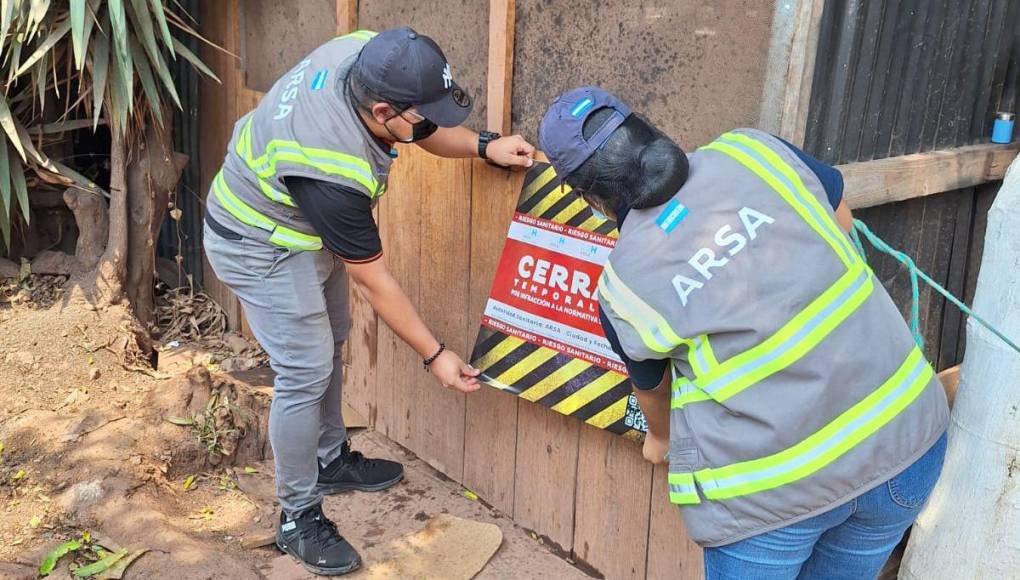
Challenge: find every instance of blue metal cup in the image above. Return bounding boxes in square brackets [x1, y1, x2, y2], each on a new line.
[992, 112, 1015, 144]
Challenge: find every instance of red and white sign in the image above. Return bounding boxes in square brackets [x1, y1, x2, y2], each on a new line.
[482, 212, 625, 374]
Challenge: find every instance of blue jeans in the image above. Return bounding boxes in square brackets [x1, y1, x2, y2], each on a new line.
[704, 433, 947, 580]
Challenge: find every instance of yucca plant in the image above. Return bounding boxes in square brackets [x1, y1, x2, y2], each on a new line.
[1, 0, 219, 322]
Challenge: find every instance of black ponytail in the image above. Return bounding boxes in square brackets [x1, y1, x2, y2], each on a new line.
[633, 135, 688, 209]
[565, 109, 688, 214]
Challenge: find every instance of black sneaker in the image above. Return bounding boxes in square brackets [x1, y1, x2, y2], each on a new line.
[276, 504, 360, 576]
[317, 440, 404, 494]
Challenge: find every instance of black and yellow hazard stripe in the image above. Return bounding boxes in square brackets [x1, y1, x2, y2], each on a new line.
[473, 163, 646, 437]
[517, 163, 619, 238]
[472, 327, 637, 435]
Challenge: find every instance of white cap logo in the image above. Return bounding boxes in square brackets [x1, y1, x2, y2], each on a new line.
[442, 63, 452, 89]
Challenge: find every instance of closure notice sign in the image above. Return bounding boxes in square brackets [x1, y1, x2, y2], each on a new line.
[470, 162, 647, 439]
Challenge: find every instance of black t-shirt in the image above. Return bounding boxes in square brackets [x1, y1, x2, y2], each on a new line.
[602, 140, 845, 390]
[284, 176, 383, 263]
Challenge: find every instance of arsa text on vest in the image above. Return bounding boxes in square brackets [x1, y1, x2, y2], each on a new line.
[672, 207, 774, 306]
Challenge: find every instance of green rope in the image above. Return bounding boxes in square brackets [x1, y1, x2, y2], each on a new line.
[851, 218, 1020, 355]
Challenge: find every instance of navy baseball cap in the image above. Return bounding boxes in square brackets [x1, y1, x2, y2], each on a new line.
[353, 27, 473, 127]
[539, 87, 632, 180]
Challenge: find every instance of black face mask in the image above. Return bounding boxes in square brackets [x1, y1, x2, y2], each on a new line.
[384, 111, 439, 143]
[410, 117, 439, 141]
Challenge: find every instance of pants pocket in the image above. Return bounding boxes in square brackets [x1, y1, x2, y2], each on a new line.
[887, 433, 947, 509]
[240, 238, 291, 279]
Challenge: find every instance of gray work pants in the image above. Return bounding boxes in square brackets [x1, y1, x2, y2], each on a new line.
[203, 224, 350, 515]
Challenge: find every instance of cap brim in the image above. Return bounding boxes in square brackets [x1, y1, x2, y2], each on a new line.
[417, 82, 473, 127]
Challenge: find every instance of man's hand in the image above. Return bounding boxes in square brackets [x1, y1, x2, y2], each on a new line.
[643, 430, 669, 465]
[486, 135, 536, 168]
[429, 350, 482, 393]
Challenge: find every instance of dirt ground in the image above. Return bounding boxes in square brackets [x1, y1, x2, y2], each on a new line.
[0, 276, 589, 579]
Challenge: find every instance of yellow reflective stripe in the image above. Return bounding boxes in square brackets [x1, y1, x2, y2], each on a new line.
[258, 178, 297, 207]
[703, 139, 855, 270]
[585, 395, 629, 428]
[721, 132, 857, 265]
[250, 146, 379, 193]
[695, 347, 932, 500]
[700, 337, 719, 368]
[598, 261, 689, 354]
[689, 335, 717, 377]
[239, 119, 379, 195]
[269, 226, 322, 251]
[213, 172, 322, 251]
[519, 358, 590, 402]
[694, 265, 873, 402]
[340, 30, 377, 41]
[234, 117, 250, 159]
[212, 172, 275, 232]
[551, 371, 628, 415]
[671, 378, 711, 409]
[668, 473, 701, 505]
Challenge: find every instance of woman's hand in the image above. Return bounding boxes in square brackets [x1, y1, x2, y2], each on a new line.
[643, 430, 670, 465]
[429, 350, 482, 393]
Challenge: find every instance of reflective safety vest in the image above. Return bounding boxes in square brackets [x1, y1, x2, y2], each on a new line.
[206, 30, 393, 252]
[598, 129, 949, 547]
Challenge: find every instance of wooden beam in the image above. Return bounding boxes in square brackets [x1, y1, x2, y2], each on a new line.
[487, 0, 515, 134]
[759, 0, 825, 146]
[840, 142, 1020, 209]
[336, 0, 357, 36]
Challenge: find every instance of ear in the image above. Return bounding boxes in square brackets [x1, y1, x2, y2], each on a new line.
[370, 102, 395, 125]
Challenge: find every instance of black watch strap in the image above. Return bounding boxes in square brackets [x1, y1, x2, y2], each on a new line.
[478, 131, 501, 160]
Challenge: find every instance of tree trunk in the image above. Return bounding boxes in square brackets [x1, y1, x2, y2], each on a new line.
[76, 132, 129, 306]
[72, 120, 187, 328]
[125, 121, 188, 328]
[899, 157, 1020, 577]
[63, 186, 109, 271]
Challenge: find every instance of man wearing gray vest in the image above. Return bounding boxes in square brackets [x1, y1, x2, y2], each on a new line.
[203, 28, 534, 575]
[540, 87, 949, 579]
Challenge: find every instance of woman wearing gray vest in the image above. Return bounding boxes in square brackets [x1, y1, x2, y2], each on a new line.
[539, 87, 949, 580]
[204, 28, 535, 576]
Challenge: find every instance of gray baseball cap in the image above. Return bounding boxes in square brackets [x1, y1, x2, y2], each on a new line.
[539, 86, 632, 179]
[352, 27, 473, 127]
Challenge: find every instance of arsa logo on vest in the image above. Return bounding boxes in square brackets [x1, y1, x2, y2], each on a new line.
[274, 59, 313, 120]
[672, 207, 774, 306]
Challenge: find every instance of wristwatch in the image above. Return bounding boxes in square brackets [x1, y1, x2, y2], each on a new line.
[478, 131, 501, 160]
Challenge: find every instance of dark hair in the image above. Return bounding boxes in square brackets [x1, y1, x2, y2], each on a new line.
[346, 73, 410, 114]
[566, 108, 688, 213]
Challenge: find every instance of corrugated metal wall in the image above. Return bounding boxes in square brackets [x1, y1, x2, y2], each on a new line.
[806, 0, 1019, 164]
[804, 0, 1020, 370]
[158, 0, 203, 286]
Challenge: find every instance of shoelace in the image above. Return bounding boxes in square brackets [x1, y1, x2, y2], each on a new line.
[338, 443, 380, 474]
[296, 509, 345, 550]
[346, 449, 378, 472]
